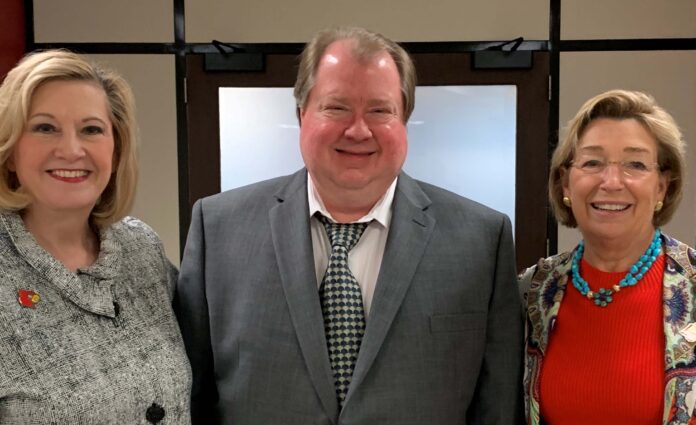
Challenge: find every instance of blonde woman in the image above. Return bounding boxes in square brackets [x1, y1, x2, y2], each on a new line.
[0, 50, 191, 424]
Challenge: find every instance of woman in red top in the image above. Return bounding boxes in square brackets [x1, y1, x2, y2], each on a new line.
[521, 89, 696, 425]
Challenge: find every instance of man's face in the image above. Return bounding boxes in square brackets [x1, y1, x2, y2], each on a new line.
[299, 39, 407, 206]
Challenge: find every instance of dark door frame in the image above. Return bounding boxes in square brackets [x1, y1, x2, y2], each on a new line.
[185, 50, 550, 271]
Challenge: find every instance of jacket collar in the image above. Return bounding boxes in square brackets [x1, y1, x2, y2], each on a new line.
[1, 211, 120, 317]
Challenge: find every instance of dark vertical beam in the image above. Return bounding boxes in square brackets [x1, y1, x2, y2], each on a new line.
[24, 0, 34, 51]
[174, 0, 189, 258]
[547, 0, 560, 255]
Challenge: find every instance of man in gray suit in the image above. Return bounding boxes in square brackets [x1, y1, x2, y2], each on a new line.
[176, 26, 524, 425]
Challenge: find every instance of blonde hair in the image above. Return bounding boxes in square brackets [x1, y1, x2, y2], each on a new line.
[549, 89, 685, 227]
[0, 49, 138, 227]
[294, 26, 417, 123]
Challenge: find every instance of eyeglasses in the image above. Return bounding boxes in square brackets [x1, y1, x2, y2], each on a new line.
[569, 157, 660, 178]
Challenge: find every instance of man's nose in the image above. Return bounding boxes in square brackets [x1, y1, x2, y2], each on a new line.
[344, 115, 372, 141]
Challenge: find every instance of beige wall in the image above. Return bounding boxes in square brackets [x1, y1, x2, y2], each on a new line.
[88, 55, 180, 265]
[33, 3, 180, 263]
[185, 0, 549, 43]
[34, 0, 173, 42]
[562, 0, 696, 39]
[30, 0, 696, 259]
[558, 0, 696, 253]
[558, 51, 696, 252]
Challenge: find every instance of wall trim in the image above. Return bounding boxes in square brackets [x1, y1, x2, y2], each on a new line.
[23, 0, 696, 257]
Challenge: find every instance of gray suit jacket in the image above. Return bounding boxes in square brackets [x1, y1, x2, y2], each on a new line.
[175, 169, 524, 425]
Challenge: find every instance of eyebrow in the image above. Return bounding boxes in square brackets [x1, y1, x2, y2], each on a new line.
[28, 112, 55, 120]
[28, 112, 108, 125]
[323, 90, 348, 102]
[578, 145, 652, 154]
[366, 98, 396, 107]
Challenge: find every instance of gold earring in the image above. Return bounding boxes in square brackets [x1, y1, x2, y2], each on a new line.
[562, 196, 572, 207]
[655, 201, 663, 212]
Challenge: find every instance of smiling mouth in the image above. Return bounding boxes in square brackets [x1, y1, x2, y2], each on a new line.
[336, 148, 374, 156]
[592, 203, 630, 212]
[48, 170, 90, 178]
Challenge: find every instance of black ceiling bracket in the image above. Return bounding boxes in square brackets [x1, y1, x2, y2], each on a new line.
[472, 37, 533, 69]
[204, 39, 265, 71]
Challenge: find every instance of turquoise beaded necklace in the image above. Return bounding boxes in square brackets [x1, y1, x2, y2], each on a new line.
[570, 229, 662, 307]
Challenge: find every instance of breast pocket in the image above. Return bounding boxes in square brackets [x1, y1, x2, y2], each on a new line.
[429, 312, 487, 333]
[426, 312, 488, 401]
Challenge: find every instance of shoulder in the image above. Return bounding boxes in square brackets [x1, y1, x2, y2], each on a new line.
[520, 251, 573, 315]
[197, 173, 300, 213]
[662, 233, 696, 280]
[535, 250, 573, 276]
[107, 217, 175, 287]
[537, 251, 573, 270]
[520, 251, 573, 287]
[413, 178, 510, 226]
[107, 216, 165, 253]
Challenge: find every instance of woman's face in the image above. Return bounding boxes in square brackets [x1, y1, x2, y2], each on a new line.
[563, 118, 668, 245]
[11, 80, 115, 218]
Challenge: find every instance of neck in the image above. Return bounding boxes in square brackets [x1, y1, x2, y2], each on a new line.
[324, 198, 374, 223]
[312, 177, 388, 223]
[22, 207, 99, 272]
[582, 227, 657, 272]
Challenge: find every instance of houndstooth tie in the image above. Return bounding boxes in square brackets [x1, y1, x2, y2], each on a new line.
[318, 215, 368, 407]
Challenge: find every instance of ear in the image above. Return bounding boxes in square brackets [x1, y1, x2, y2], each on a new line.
[6, 153, 16, 172]
[658, 170, 670, 200]
[297, 107, 305, 127]
[560, 166, 570, 197]
[111, 134, 119, 174]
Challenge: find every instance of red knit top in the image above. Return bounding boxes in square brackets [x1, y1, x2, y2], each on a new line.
[539, 254, 665, 425]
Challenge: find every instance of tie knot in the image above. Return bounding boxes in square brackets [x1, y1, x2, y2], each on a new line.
[318, 215, 368, 252]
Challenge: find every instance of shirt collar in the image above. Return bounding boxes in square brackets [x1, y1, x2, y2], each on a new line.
[307, 173, 397, 228]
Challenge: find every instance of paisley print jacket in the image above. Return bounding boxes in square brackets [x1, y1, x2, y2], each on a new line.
[521, 234, 696, 425]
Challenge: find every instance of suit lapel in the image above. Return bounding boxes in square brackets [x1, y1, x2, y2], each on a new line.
[268, 169, 339, 422]
[347, 173, 435, 401]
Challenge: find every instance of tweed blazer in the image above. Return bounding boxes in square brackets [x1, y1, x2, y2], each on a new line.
[0, 212, 192, 424]
[521, 233, 696, 425]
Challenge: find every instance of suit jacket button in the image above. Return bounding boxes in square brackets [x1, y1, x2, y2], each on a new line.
[146, 403, 165, 423]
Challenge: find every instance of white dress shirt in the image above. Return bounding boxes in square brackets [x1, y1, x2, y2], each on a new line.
[308, 175, 396, 318]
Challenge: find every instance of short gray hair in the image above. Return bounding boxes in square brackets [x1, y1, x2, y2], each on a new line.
[294, 26, 416, 123]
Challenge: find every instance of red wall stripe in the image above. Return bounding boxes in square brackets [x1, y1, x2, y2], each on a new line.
[0, 0, 26, 80]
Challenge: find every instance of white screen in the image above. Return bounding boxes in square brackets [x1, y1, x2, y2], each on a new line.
[219, 85, 516, 225]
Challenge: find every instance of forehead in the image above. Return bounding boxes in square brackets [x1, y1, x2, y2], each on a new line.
[577, 118, 658, 155]
[315, 39, 399, 83]
[29, 80, 109, 114]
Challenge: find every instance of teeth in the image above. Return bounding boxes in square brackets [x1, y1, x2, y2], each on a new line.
[593, 203, 629, 211]
[51, 170, 88, 178]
